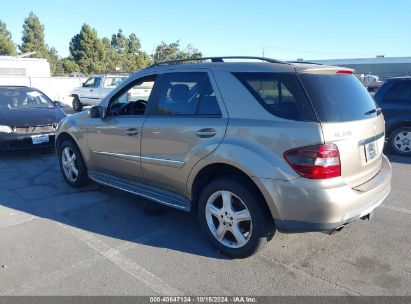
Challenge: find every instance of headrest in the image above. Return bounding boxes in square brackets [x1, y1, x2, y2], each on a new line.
[169, 84, 189, 103]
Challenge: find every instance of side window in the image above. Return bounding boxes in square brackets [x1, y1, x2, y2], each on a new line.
[83, 77, 96, 88]
[155, 73, 205, 115]
[383, 81, 411, 102]
[198, 77, 222, 115]
[93, 77, 101, 88]
[155, 72, 222, 116]
[108, 76, 156, 116]
[234, 72, 316, 121]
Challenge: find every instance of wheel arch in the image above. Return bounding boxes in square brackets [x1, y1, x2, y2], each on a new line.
[189, 162, 278, 219]
[55, 131, 88, 165]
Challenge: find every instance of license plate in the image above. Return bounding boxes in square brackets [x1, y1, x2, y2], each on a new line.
[364, 141, 377, 162]
[32, 135, 49, 145]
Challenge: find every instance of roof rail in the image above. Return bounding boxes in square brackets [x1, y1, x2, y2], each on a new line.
[146, 56, 289, 69]
[288, 60, 323, 65]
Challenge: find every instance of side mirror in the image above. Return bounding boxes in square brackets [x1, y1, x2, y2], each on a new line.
[82, 82, 86, 87]
[53, 100, 62, 107]
[88, 106, 105, 118]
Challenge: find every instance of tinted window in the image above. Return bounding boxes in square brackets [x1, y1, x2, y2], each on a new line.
[198, 77, 221, 115]
[155, 72, 221, 116]
[300, 74, 379, 122]
[0, 87, 54, 109]
[234, 73, 317, 121]
[383, 81, 411, 102]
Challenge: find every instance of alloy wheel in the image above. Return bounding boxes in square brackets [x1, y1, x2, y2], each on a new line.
[205, 190, 252, 248]
[393, 131, 411, 153]
[61, 147, 79, 182]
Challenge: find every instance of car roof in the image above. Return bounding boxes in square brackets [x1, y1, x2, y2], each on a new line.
[139, 57, 351, 75]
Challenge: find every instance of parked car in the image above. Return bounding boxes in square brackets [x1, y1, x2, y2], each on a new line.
[56, 57, 392, 258]
[374, 77, 411, 155]
[0, 86, 66, 151]
[70, 74, 128, 112]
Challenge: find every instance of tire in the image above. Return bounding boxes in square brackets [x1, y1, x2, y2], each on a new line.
[58, 139, 89, 187]
[198, 177, 275, 258]
[72, 95, 83, 112]
[389, 127, 411, 156]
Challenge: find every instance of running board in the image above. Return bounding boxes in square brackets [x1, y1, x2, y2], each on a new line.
[88, 171, 191, 211]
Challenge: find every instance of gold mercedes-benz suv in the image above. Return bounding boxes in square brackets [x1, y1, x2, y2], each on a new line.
[56, 57, 392, 258]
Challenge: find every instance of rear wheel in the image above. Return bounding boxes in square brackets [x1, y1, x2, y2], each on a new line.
[58, 139, 89, 187]
[390, 127, 411, 156]
[198, 178, 274, 258]
[72, 95, 83, 112]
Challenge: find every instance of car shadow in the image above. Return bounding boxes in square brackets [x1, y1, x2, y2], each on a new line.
[385, 151, 411, 165]
[0, 149, 229, 260]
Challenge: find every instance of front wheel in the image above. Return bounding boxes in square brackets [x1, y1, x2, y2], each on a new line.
[198, 178, 274, 258]
[58, 140, 89, 187]
[72, 95, 83, 112]
[390, 127, 411, 156]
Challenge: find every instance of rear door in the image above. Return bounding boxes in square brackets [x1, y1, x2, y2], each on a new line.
[299, 71, 385, 187]
[140, 71, 228, 194]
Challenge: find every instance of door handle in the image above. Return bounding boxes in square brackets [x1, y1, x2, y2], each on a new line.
[125, 129, 140, 136]
[195, 128, 217, 138]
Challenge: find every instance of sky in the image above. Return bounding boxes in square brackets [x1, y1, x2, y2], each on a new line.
[2, 0, 411, 60]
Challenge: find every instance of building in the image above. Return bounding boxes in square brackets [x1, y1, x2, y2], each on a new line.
[303, 56, 411, 80]
[0, 55, 50, 77]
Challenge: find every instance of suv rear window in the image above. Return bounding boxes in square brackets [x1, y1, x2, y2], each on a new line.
[233, 73, 317, 121]
[300, 74, 379, 122]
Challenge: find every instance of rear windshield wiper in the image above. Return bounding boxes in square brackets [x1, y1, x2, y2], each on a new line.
[364, 107, 382, 115]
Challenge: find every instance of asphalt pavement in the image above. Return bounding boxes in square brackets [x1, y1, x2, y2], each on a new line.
[0, 150, 410, 295]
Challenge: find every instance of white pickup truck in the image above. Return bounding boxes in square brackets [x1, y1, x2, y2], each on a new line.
[70, 75, 127, 111]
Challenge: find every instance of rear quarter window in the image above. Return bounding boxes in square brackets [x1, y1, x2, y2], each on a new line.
[233, 72, 317, 122]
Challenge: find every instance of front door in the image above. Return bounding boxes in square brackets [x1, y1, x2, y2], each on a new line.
[86, 75, 158, 180]
[80, 77, 101, 105]
[141, 71, 228, 194]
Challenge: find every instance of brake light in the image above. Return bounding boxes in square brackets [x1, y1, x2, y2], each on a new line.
[336, 70, 353, 74]
[284, 144, 341, 179]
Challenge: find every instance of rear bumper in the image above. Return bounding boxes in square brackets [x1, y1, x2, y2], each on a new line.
[254, 154, 392, 233]
[0, 133, 55, 151]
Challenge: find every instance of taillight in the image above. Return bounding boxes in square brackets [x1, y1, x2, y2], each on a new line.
[283, 144, 341, 179]
[336, 70, 353, 74]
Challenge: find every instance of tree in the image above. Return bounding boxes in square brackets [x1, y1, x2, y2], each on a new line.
[105, 30, 149, 73]
[111, 29, 127, 53]
[47, 47, 65, 76]
[0, 20, 17, 55]
[19, 12, 48, 58]
[61, 58, 80, 74]
[69, 23, 106, 74]
[152, 40, 202, 64]
[127, 33, 141, 54]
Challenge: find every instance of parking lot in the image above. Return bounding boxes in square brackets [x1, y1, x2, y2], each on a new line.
[0, 148, 410, 296]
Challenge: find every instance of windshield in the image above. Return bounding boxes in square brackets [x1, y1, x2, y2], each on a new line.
[0, 87, 54, 109]
[300, 74, 379, 122]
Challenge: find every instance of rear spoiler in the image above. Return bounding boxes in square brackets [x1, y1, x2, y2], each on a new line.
[299, 67, 355, 74]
